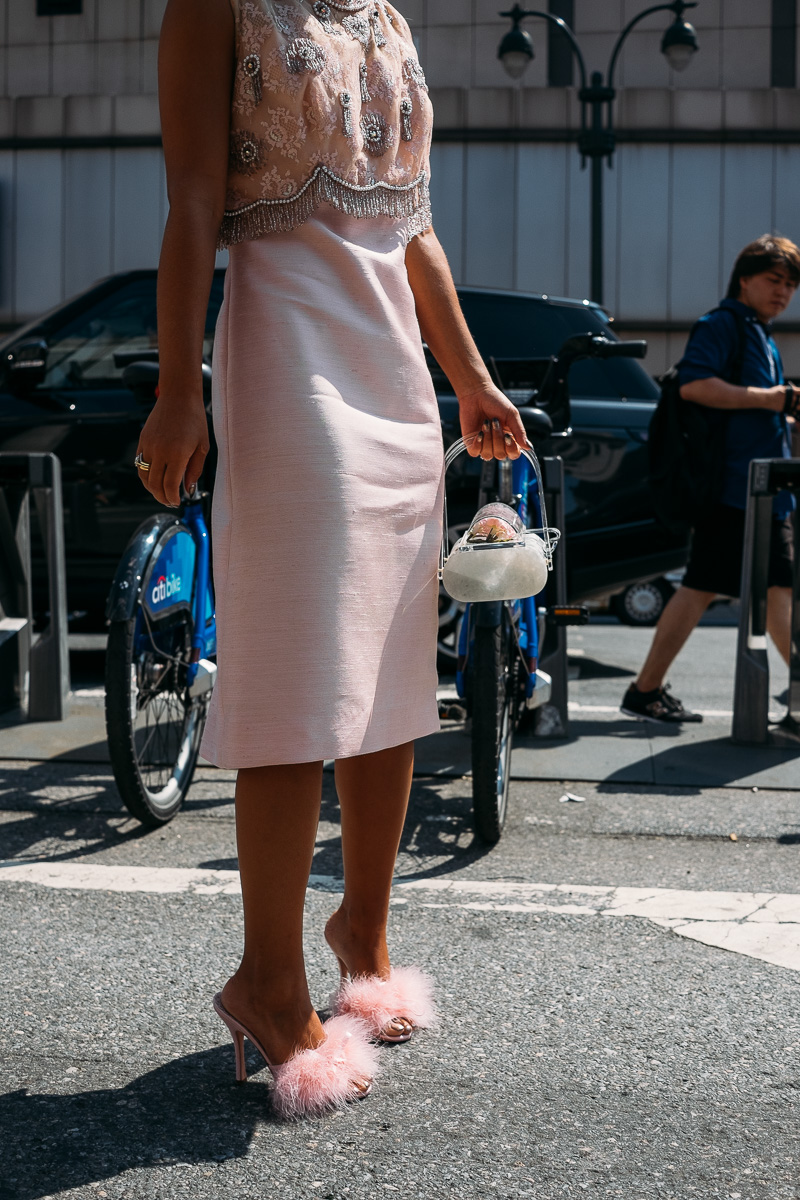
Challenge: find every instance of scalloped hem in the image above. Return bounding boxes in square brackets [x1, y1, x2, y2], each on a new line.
[218, 165, 431, 247]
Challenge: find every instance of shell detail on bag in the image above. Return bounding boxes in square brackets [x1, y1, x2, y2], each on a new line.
[221, 0, 433, 247]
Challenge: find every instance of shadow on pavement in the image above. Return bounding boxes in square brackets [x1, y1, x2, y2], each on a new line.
[195, 773, 492, 882]
[599, 732, 800, 794]
[0, 1047, 273, 1199]
[311, 773, 492, 882]
[571, 656, 635, 680]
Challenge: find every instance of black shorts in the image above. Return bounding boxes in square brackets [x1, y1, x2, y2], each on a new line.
[682, 503, 795, 598]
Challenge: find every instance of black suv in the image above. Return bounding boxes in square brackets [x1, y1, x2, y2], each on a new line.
[0, 271, 687, 628]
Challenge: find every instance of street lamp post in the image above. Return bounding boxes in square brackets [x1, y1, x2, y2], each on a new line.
[497, 2, 700, 305]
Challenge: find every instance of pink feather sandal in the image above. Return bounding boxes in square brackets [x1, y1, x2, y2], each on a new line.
[212, 992, 379, 1120]
[330, 963, 438, 1045]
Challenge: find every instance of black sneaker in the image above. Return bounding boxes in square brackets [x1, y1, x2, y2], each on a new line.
[621, 683, 703, 724]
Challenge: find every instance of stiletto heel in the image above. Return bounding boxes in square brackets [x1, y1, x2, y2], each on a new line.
[212, 992, 379, 1119]
[231, 1027, 247, 1083]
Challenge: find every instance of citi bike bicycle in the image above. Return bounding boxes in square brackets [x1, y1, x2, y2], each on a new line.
[448, 332, 647, 844]
[104, 362, 217, 827]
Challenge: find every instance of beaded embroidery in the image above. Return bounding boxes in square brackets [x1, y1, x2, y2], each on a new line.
[341, 14, 371, 46]
[403, 57, 427, 90]
[242, 53, 263, 104]
[312, 0, 341, 32]
[230, 130, 265, 175]
[340, 90, 354, 137]
[400, 97, 413, 141]
[286, 37, 327, 73]
[223, 165, 428, 243]
[370, 7, 387, 47]
[222, 0, 434, 247]
[359, 60, 371, 102]
[361, 110, 394, 156]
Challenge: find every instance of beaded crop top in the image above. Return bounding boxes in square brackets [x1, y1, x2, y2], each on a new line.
[220, 0, 434, 248]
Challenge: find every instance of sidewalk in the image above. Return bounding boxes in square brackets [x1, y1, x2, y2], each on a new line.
[421, 617, 800, 790]
[2, 617, 797, 791]
[1, 616, 799, 1199]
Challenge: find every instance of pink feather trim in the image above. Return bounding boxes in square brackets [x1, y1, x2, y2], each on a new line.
[270, 1014, 379, 1121]
[332, 966, 438, 1037]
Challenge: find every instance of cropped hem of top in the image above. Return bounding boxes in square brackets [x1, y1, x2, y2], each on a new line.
[218, 164, 431, 247]
[219, 0, 434, 248]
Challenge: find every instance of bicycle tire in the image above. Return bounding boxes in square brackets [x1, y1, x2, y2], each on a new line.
[105, 612, 208, 827]
[471, 615, 515, 843]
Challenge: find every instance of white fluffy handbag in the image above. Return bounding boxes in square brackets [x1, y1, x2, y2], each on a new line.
[439, 438, 560, 603]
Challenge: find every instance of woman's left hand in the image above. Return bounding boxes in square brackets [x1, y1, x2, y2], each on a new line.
[458, 383, 528, 460]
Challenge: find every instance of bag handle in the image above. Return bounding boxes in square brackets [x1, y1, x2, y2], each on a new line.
[440, 438, 556, 578]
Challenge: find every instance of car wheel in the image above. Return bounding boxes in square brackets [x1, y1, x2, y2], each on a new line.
[612, 577, 674, 627]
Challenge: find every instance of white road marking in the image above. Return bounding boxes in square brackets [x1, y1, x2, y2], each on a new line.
[1, 861, 799, 972]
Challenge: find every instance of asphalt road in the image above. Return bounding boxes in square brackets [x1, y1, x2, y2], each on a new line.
[1, 621, 799, 1200]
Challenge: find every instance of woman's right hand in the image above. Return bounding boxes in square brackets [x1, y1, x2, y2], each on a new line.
[135, 394, 210, 508]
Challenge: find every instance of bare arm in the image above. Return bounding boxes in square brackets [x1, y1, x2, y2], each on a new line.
[680, 376, 791, 412]
[137, 0, 234, 507]
[406, 228, 527, 460]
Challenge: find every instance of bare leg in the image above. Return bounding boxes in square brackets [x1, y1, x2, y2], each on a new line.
[220, 761, 328, 1065]
[635, 585, 717, 693]
[325, 741, 415, 1036]
[767, 585, 792, 665]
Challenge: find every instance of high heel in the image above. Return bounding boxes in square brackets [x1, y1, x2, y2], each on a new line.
[212, 993, 379, 1119]
[329, 965, 438, 1044]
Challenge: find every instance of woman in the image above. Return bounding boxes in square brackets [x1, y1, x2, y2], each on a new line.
[139, 0, 527, 1119]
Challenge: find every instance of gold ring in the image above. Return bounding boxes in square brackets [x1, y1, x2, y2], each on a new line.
[134, 452, 151, 472]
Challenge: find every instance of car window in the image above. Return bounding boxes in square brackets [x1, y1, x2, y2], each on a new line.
[39, 276, 225, 390]
[456, 292, 660, 401]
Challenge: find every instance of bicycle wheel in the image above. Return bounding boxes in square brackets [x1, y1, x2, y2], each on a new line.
[105, 607, 209, 827]
[471, 609, 517, 843]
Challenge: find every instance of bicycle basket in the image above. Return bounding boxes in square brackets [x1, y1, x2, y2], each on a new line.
[439, 437, 561, 603]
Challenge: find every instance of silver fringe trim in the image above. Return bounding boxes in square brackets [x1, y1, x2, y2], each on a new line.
[405, 193, 433, 241]
[219, 166, 430, 248]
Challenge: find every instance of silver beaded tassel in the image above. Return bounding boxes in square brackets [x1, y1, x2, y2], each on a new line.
[242, 53, 262, 105]
[219, 168, 430, 247]
[370, 7, 387, 46]
[400, 97, 413, 141]
[340, 90, 353, 137]
[359, 60, 371, 102]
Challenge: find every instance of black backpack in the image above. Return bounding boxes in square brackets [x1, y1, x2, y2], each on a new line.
[648, 307, 747, 536]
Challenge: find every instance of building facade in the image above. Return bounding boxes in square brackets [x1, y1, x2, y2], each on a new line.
[2, 0, 800, 372]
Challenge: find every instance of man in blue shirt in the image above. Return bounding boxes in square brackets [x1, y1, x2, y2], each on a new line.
[622, 235, 799, 724]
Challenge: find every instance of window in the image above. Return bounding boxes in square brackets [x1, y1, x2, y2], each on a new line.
[37, 1, 82, 15]
[548, 0, 574, 87]
[37, 276, 223, 391]
[771, 0, 797, 87]
[452, 292, 659, 402]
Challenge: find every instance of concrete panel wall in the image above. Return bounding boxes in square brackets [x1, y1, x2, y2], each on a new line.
[5, 139, 800, 377]
[3, 0, 790, 99]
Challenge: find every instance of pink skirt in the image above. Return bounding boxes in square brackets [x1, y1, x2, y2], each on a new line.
[200, 207, 443, 768]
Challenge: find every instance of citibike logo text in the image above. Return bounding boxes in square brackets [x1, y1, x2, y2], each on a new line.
[151, 574, 182, 605]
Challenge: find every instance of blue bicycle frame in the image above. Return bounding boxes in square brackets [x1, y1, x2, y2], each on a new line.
[133, 494, 216, 688]
[454, 452, 546, 703]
